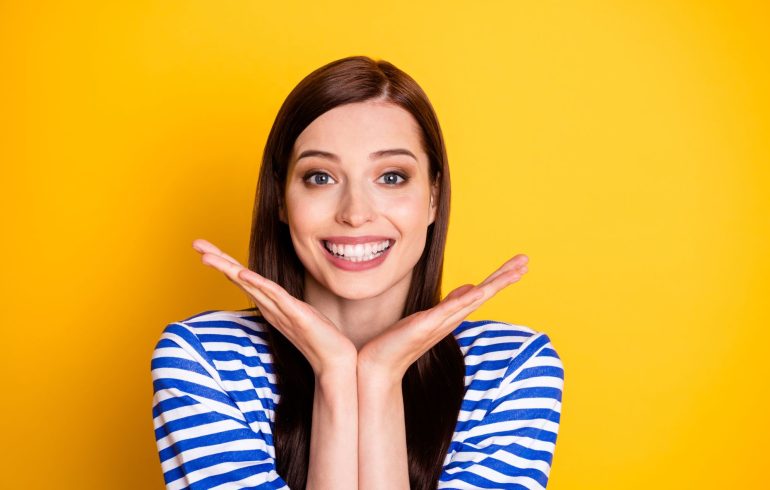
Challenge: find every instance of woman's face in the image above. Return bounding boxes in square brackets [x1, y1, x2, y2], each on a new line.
[282, 99, 438, 301]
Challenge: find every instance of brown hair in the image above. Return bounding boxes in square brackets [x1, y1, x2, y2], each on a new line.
[247, 55, 464, 490]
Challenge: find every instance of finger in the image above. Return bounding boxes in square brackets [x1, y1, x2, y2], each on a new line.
[200, 252, 291, 325]
[442, 284, 475, 302]
[238, 268, 309, 327]
[237, 269, 340, 362]
[477, 267, 524, 304]
[200, 252, 245, 277]
[479, 254, 527, 287]
[435, 261, 527, 324]
[244, 286, 287, 335]
[193, 239, 242, 265]
[430, 284, 486, 325]
[478, 254, 529, 288]
[432, 266, 524, 331]
[409, 286, 486, 352]
[444, 268, 525, 327]
[232, 270, 294, 331]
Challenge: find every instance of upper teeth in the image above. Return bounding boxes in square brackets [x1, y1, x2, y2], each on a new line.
[324, 240, 391, 260]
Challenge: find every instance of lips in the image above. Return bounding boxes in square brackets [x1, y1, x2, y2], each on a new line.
[317, 236, 395, 271]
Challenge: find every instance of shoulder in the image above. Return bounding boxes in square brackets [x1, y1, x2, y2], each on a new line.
[452, 319, 564, 386]
[159, 307, 270, 343]
[152, 308, 274, 373]
[453, 318, 559, 358]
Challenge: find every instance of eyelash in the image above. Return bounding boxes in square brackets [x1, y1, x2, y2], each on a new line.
[303, 171, 409, 186]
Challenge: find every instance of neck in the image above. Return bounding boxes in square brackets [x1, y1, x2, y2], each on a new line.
[303, 270, 413, 350]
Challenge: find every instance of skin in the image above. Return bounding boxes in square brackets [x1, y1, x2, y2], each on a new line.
[192, 99, 529, 490]
[280, 99, 441, 350]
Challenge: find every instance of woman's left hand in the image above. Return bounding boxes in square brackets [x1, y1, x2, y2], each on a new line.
[357, 254, 530, 383]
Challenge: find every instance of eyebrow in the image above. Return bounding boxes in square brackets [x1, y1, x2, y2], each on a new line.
[296, 148, 418, 163]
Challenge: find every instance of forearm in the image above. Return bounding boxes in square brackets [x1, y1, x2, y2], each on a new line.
[357, 364, 410, 490]
[307, 368, 359, 490]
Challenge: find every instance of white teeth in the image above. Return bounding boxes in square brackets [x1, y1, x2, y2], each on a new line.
[323, 240, 392, 262]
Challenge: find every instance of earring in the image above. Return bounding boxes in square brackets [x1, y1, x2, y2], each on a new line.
[430, 196, 434, 207]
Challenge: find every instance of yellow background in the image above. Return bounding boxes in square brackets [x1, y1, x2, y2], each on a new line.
[2, 1, 768, 488]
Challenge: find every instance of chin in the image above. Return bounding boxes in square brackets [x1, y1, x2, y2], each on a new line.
[330, 282, 389, 301]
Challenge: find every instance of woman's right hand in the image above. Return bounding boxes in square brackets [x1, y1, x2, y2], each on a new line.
[191, 238, 358, 379]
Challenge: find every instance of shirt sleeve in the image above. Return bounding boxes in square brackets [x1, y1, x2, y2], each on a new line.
[151, 323, 290, 490]
[439, 333, 564, 490]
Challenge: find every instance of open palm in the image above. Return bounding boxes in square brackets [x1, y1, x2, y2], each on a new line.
[358, 254, 530, 382]
[192, 238, 358, 376]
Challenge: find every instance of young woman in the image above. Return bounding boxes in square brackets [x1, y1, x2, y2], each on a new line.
[151, 56, 564, 490]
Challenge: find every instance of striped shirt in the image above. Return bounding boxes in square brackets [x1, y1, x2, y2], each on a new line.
[151, 308, 564, 489]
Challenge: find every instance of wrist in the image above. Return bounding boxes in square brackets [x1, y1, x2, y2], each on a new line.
[315, 359, 357, 390]
[314, 371, 357, 421]
[357, 352, 404, 390]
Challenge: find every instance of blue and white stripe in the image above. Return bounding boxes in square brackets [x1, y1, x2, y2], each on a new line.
[439, 321, 563, 489]
[151, 309, 564, 489]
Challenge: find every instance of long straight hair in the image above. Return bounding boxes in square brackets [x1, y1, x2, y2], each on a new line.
[247, 55, 464, 490]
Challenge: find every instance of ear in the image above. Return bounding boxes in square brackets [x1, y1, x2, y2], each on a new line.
[428, 176, 440, 225]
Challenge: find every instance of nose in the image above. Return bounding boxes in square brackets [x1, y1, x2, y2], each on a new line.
[336, 183, 375, 227]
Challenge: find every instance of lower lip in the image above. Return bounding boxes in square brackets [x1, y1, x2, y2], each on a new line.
[319, 241, 393, 271]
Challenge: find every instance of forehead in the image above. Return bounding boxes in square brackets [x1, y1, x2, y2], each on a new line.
[291, 100, 426, 162]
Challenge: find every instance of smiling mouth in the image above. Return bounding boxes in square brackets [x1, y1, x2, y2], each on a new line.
[321, 239, 393, 263]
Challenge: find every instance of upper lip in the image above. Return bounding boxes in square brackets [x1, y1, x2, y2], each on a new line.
[321, 236, 394, 245]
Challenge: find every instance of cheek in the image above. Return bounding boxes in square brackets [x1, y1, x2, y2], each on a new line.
[379, 192, 431, 237]
[284, 192, 335, 263]
[287, 204, 317, 235]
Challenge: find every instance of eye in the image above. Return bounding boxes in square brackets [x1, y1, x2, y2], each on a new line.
[377, 171, 408, 186]
[304, 171, 337, 186]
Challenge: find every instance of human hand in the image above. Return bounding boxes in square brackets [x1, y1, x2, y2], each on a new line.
[357, 254, 530, 384]
[192, 238, 357, 378]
